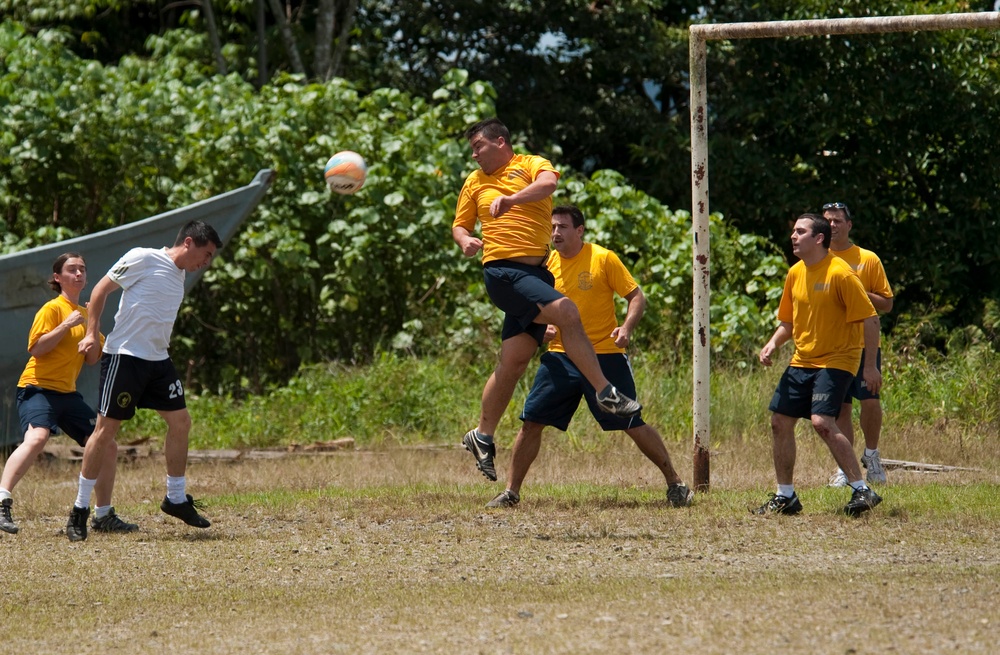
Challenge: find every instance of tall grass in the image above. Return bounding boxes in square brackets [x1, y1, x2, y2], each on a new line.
[118, 339, 1000, 469]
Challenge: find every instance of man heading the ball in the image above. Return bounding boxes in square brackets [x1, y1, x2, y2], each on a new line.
[452, 118, 640, 481]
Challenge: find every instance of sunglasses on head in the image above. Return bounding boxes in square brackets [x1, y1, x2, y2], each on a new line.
[822, 202, 851, 219]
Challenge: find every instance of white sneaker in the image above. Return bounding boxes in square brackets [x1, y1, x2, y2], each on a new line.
[862, 449, 887, 484]
[828, 469, 848, 487]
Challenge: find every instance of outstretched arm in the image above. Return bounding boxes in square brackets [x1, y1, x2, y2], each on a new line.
[77, 275, 119, 358]
[611, 287, 646, 348]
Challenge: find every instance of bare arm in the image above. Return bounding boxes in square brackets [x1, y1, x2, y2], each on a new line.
[861, 315, 882, 394]
[452, 225, 483, 258]
[611, 287, 646, 348]
[868, 292, 893, 313]
[77, 275, 119, 357]
[28, 309, 85, 358]
[489, 170, 559, 218]
[759, 321, 793, 367]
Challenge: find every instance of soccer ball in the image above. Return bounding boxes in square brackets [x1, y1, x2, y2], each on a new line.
[324, 151, 367, 195]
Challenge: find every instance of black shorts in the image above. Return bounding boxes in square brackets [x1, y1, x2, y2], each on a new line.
[98, 353, 186, 421]
[520, 352, 645, 431]
[16, 386, 96, 447]
[768, 366, 855, 420]
[843, 348, 881, 402]
[483, 260, 564, 344]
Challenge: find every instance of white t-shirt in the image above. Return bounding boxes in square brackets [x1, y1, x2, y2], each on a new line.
[103, 247, 186, 361]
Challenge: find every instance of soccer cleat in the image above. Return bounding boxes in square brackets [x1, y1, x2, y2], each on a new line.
[861, 450, 887, 484]
[160, 495, 211, 528]
[462, 429, 497, 481]
[0, 498, 19, 534]
[595, 386, 642, 417]
[91, 507, 139, 534]
[844, 486, 882, 517]
[752, 493, 803, 515]
[666, 483, 694, 508]
[828, 469, 848, 488]
[66, 506, 90, 542]
[485, 489, 520, 508]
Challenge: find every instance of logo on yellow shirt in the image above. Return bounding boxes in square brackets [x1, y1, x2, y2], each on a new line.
[813, 283, 830, 292]
[576, 272, 593, 291]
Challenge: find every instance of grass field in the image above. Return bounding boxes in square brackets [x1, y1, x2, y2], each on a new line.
[2, 436, 997, 654]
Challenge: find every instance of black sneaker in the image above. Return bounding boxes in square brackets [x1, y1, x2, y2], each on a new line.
[595, 385, 642, 417]
[67, 505, 90, 542]
[462, 429, 497, 481]
[752, 493, 803, 515]
[485, 489, 520, 508]
[844, 486, 882, 517]
[666, 483, 694, 508]
[160, 495, 211, 528]
[91, 507, 139, 533]
[0, 498, 18, 534]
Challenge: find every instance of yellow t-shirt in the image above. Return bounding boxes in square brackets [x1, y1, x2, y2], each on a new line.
[832, 244, 892, 347]
[17, 295, 103, 393]
[547, 243, 639, 354]
[777, 253, 876, 373]
[453, 153, 560, 264]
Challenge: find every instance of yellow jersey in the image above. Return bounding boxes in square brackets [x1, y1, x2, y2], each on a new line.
[18, 295, 104, 393]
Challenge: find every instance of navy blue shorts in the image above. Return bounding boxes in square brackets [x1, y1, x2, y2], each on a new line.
[521, 352, 645, 431]
[843, 348, 881, 402]
[98, 353, 186, 421]
[768, 366, 855, 420]
[483, 260, 563, 344]
[16, 386, 96, 447]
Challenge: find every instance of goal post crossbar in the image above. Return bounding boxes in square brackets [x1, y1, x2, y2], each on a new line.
[688, 12, 1000, 491]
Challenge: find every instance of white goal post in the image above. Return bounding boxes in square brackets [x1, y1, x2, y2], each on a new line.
[688, 11, 1000, 491]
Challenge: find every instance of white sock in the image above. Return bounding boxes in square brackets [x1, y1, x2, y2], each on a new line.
[777, 484, 795, 498]
[94, 505, 112, 519]
[0, 487, 11, 501]
[864, 448, 878, 457]
[75, 475, 97, 509]
[166, 475, 187, 504]
[849, 480, 867, 492]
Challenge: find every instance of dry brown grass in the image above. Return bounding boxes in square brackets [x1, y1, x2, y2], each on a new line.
[2, 439, 998, 654]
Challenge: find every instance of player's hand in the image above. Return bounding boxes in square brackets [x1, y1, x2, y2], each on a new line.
[759, 342, 775, 367]
[78, 334, 97, 354]
[459, 236, 483, 257]
[542, 325, 558, 343]
[489, 195, 513, 218]
[611, 326, 630, 348]
[63, 310, 85, 329]
[862, 366, 882, 395]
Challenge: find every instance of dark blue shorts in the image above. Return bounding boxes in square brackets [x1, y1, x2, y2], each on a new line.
[98, 353, 186, 421]
[521, 352, 645, 431]
[768, 366, 855, 420]
[483, 260, 563, 344]
[16, 386, 97, 447]
[843, 348, 881, 402]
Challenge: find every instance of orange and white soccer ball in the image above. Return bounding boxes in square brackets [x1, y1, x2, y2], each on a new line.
[323, 150, 367, 195]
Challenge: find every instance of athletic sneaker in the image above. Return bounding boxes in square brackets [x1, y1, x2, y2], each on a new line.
[861, 449, 887, 484]
[666, 483, 694, 508]
[828, 469, 848, 488]
[595, 386, 642, 417]
[752, 493, 803, 515]
[91, 507, 139, 534]
[0, 498, 18, 534]
[486, 489, 520, 508]
[66, 506, 90, 542]
[844, 487, 882, 517]
[462, 429, 497, 481]
[160, 495, 211, 528]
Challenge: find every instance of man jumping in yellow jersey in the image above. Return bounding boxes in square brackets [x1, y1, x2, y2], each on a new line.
[756, 214, 883, 518]
[452, 118, 640, 482]
[483, 205, 693, 509]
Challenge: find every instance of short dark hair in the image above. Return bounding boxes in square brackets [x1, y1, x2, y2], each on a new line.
[174, 220, 222, 249]
[464, 117, 511, 143]
[799, 213, 831, 249]
[50, 252, 83, 293]
[552, 205, 585, 229]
